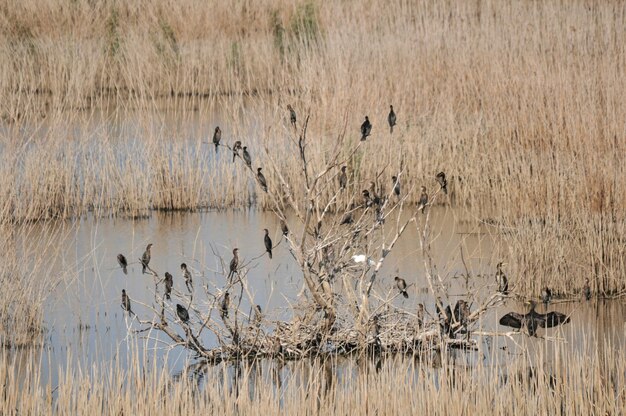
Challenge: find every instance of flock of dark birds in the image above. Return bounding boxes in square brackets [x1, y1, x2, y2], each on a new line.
[113, 104, 589, 339]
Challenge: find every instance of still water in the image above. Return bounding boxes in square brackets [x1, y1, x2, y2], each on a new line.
[7, 208, 626, 390]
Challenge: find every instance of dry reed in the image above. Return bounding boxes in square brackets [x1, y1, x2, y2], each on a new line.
[0, 0, 624, 297]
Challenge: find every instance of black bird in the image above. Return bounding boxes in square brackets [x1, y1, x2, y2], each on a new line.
[212, 126, 221, 151]
[541, 287, 552, 305]
[263, 229, 273, 259]
[253, 304, 263, 326]
[181, 263, 193, 292]
[257, 167, 268, 192]
[340, 212, 354, 225]
[164, 272, 173, 300]
[394, 276, 409, 299]
[496, 262, 509, 295]
[360, 116, 372, 141]
[242, 146, 252, 168]
[369, 181, 382, 205]
[418, 186, 428, 213]
[338, 166, 347, 190]
[117, 254, 128, 274]
[176, 304, 190, 324]
[435, 172, 448, 195]
[362, 189, 372, 207]
[232, 140, 242, 163]
[227, 248, 239, 281]
[280, 219, 289, 236]
[141, 243, 153, 274]
[121, 289, 133, 316]
[453, 300, 470, 327]
[436, 298, 454, 336]
[388, 105, 396, 134]
[221, 292, 230, 318]
[287, 104, 297, 128]
[499, 301, 570, 337]
[392, 175, 400, 197]
[583, 278, 591, 301]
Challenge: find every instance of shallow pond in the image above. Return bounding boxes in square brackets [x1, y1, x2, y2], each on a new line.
[4, 207, 624, 394]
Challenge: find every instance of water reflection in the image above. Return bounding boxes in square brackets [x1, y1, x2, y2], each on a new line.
[3, 209, 626, 396]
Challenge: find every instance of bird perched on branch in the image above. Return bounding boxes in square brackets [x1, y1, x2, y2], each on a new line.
[436, 172, 448, 194]
[287, 104, 297, 129]
[499, 301, 570, 337]
[141, 243, 152, 274]
[360, 116, 372, 141]
[453, 300, 470, 327]
[221, 292, 230, 319]
[394, 276, 409, 299]
[338, 166, 347, 190]
[263, 228, 273, 259]
[418, 186, 428, 213]
[176, 304, 190, 324]
[280, 219, 289, 236]
[212, 126, 221, 151]
[181, 263, 193, 292]
[496, 262, 509, 295]
[164, 272, 173, 300]
[362, 189, 373, 208]
[121, 289, 133, 316]
[392, 175, 400, 197]
[117, 254, 128, 274]
[242, 146, 252, 168]
[227, 248, 239, 281]
[257, 167, 268, 192]
[388, 105, 396, 134]
[232, 140, 242, 163]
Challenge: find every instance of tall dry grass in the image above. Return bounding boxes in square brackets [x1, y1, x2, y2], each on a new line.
[0, 0, 624, 296]
[2, 331, 624, 415]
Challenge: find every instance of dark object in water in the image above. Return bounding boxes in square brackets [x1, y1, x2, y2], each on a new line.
[499, 301, 570, 336]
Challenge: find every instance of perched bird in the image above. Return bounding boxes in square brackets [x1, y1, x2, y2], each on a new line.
[388, 105, 396, 134]
[263, 228, 273, 259]
[338, 166, 347, 190]
[181, 263, 193, 292]
[362, 189, 372, 207]
[453, 300, 470, 327]
[242, 146, 252, 168]
[392, 175, 400, 197]
[499, 301, 570, 337]
[583, 278, 591, 301]
[416, 303, 425, 328]
[227, 248, 239, 281]
[394, 276, 409, 299]
[369, 181, 382, 205]
[287, 104, 297, 128]
[232, 140, 242, 163]
[212, 126, 221, 151]
[496, 262, 509, 295]
[352, 254, 375, 266]
[221, 292, 230, 318]
[253, 304, 263, 326]
[360, 116, 372, 141]
[541, 287, 552, 305]
[164, 272, 173, 300]
[117, 254, 128, 274]
[257, 167, 268, 192]
[436, 298, 454, 336]
[418, 186, 428, 213]
[435, 172, 448, 195]
[141, 243, 153, 274]
[280, 219, 289, 236]
[121, 289, 133, 316]
[176, 304, 190, 324]
[340, 212, 354, 225]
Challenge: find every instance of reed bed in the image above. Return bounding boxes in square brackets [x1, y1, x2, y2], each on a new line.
[2, 327, 624, 415]
[1, 0, 625, 298]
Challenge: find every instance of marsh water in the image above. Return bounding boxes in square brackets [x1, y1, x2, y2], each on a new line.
[6, 207, 626, 392]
